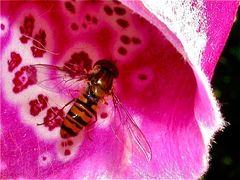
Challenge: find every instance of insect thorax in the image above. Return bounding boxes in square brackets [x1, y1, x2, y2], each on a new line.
[89, 60, 118, 98]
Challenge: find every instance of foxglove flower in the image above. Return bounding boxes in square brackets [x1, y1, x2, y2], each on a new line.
[0, 0, 239, 179]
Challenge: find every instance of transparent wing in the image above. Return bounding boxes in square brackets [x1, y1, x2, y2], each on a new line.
[111, 93, 152, 162]
[31, 64, 89, 97]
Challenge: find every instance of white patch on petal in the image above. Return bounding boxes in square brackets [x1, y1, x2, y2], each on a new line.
[122, 135, 132, 166]
[38, 152, 52, 167]
[56, 133, 84, 162]
[20, 93, 67, 140]
[95, 96, 115, 128]
[1, 6, 102, 141]
[0, 8, 68, 141]
[1, 9, 55, 105]
[0, 160, 7, 171]
[0, 16, 9, 37]
[130, 67, 154, 90]
[142, 0, 207, 65]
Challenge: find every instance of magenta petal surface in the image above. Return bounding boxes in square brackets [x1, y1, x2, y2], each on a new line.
[0, 0, 238, 179]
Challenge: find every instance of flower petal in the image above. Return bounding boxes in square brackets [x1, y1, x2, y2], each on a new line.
[121, 0, 239, 79]
[120, 0, 238, 177]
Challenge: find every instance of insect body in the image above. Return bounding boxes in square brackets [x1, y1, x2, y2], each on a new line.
[60, 60, 118, 138]
[34, 59, 152, 161]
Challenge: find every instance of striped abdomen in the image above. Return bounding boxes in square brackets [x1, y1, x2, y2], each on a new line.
[60, 89, 99, 139]
[60, 59, 118, 138]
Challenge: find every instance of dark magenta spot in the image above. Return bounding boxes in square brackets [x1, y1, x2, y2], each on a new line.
[43, 107, 64, 131]
[64, 149, 71, 156]
[42, 156, 47, 161]
[67, 140, 73, 146]
[104, 5, 113, 16]
[12, 65, 37, 93]
[29, 94, 48, 116]
[114, 7, 126, 16]
[1, 23, 5, 30]
[116, 19, 129, 28]
[100, 112, 108, 119]
[92, 17, 98, 24]
[85, 14, 91, 21]
[82, 23, 87, 29]
[120, 35, 130, 44]
[138, 74, 148, 80]
[31, 29, 47, 57]
[118, 46, 127, 55]
[19, 15, 35, 44]
[65, 1, 75, 14]
[132, 37, 142, 44]
[8, 52, 22, 72]
[71, 23, 79, 30]
[63, 51, 92, 78]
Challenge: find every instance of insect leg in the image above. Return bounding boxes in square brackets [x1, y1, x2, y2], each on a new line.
[37, 98, 76, 126]
[60, 98, 76, 111]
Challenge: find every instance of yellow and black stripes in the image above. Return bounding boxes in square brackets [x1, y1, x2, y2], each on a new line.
[59, 60, 119, 139]
[60, 90, 99, 138]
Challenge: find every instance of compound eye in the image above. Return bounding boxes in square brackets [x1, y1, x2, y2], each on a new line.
[94, 59, 119, 78]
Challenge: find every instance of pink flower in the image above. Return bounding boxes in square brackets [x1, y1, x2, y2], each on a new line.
[0, 0, 239, 179]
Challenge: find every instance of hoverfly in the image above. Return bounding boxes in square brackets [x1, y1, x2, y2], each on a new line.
[33, 59, 152, 161]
